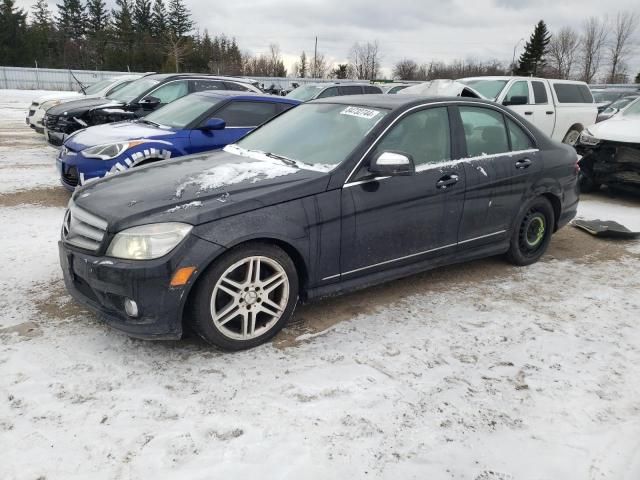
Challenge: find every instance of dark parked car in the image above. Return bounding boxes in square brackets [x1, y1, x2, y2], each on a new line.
[59, 95, 579, 350]
[286, 82, 383, 101]
[43, 73, 261, 147]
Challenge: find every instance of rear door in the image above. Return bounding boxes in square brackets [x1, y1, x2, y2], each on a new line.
[457, 105, 541, 247]
[188, 100, 282, 154]
[528, 80, 555, 137]
[340, 105, 466, 279]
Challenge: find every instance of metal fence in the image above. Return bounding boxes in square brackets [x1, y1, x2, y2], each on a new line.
[0, 66, 361, 91]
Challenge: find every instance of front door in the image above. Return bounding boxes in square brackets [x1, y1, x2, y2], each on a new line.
[340, 105, 466, 279]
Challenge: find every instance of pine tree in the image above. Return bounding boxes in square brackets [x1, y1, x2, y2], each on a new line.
[0, 0, 28, 65]
[150, 0, 166, 37]
[515, 20, 551, 76]
[111, 0, 134, 67]
[86, 0, 109, 35]
[297, 51, 307, 78]
[31, 0, 51, 28]
[167, 0, 192, 37]
[133, 0, 151, 33]
[56, 0, 86, 38]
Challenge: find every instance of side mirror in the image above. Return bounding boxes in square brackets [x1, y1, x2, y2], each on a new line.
[201, 117, 226, 131]
[139, 96, 160, 107]
[369, 151, 415, 176]
[503, 96, 527, 106]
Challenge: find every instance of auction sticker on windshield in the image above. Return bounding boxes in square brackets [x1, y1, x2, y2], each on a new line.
[340, 106, 380, 119]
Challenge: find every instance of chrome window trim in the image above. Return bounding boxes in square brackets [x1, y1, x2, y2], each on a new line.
[321, 230, 507, 281]
[343, 100, 538, 186]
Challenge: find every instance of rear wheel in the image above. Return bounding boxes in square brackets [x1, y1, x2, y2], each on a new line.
[189, 243, 299, 350]
[506, 197, 555, 266]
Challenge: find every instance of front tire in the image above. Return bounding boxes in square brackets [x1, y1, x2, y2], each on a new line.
[506, 197, 555, 266]
[189, 242, 299, 350]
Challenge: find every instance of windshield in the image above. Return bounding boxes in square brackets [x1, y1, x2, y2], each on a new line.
[286, 85, 325, 102]
[622, 98, 640, 117]
[83, 79, 113, 95]
[143, 93, 224, 129]
[459, 79, 508, 100]
[605, 96, 639, 113]
[107, 78, 160, 103]
[236, 103, 388, 168]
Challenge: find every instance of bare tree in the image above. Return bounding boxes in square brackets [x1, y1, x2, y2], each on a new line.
[393, 59, 418, 80]
[579, 17, 608, 83]
[547, 26, 580, 79]
[310, 53, 328, 78]
[607, 11, 638, 83]
[348, 41, 381, 80]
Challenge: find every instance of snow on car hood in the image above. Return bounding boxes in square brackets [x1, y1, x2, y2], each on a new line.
[73, 150, 331, 231]
[398, 79, 484, 98]
[587, 115, 640, 144]
[34, 91, 82, 104]
[66, 121, 179, 151]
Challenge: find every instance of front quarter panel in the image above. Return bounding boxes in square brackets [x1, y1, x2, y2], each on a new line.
[191, 190, 342, 291]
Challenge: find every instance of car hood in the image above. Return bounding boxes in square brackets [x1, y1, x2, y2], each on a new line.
[72, 150, 331, 232]
[399, 79, 485, 98]
[35, 92, 83, 104]
[66, 121, 179, 151]
[47, 97, 124, 116]
[588, 115, 640, 143]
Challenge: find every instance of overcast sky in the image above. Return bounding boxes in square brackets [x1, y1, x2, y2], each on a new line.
[17, 0, 640, 78]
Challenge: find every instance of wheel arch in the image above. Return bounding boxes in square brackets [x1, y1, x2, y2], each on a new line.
[540, 191, 561, 231]
[179, 236, 310, 331]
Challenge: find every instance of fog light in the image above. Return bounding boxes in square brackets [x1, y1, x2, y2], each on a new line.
[124, 298, 139, 317]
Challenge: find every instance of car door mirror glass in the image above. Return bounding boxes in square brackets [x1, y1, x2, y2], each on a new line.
[202, 117, 226, 131]
[369, 151, 415, 176]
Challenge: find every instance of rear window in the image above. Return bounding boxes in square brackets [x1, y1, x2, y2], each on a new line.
[364, 85, 382, 94]
[553, 83, 593, 103]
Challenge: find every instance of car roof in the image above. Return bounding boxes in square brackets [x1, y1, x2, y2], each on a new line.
[300, 82, 377, 88]
[143, 73, 254, 84]
[193, 90, 300, 104]
[311, 94, 494, 110]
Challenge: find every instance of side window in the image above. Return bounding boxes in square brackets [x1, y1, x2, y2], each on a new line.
[191, 80, 225, 92]
[224, 81, 250, 91]
[531, 81, 548, 104]
[553, 83, 593, 103]
[105, 80, 133, 96]
[504, 81, 530, 105]
[459, 106, 509, 157]
[371, 107, 451, 168]
[316, 87, 338, 99]
[146, 80, 189, 104]
[214, 101, 279, 127]
[506, 117, 534, 151]
[339, 85, 363, 95]
[364, 85, 382, 94]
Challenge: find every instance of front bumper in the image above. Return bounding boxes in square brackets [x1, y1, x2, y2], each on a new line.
[45, 129, 65, 148]
[57, 149, 115, 191]
[59, 235, 226, 340]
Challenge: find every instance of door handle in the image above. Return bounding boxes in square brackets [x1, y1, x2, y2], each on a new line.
[524, 111, 533, 116]
[515, 158, 532, 169]
[546, 111, 554, 115]
[436, 174, 459, 189]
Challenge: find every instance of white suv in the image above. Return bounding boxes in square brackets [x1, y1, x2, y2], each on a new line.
[460, 76, 597, 144]
[26, 75, 141, 133]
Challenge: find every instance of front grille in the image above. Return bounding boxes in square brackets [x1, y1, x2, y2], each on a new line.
[44, 113, 59, 131]
[62, 165, 79, 187]
[62, 203, 108, 252]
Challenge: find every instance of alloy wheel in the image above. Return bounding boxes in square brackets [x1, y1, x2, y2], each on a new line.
[210, 256, 290, 340]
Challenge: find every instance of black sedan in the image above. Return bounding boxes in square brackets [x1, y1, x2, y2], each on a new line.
[59, 95, 580, 350]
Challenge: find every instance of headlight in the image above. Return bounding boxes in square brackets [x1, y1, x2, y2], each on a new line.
[579, 129, 600, 146]
[106, 223, 192, 260]
[40, 100, 61, 110]
[81, 140, 145, 160]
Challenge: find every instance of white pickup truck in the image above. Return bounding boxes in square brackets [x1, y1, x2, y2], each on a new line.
[460, 76, 597, 144]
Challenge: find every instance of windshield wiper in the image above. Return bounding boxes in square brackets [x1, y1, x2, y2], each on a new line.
[264, 152, 301, 168]
[138, 118, 160, 127]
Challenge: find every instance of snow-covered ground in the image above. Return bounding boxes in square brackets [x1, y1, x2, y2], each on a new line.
[1, 90, 640, 480]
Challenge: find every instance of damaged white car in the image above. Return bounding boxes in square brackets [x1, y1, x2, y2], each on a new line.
[577, 97, 640, 192]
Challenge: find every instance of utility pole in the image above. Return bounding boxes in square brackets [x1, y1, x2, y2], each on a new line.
[314, 36, 318, 78]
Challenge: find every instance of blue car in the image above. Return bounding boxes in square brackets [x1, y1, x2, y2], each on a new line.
[57, 91, 300, 189]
